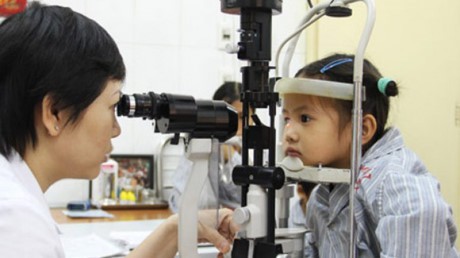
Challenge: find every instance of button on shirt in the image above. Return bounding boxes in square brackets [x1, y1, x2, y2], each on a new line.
[0, 152, 64, 258]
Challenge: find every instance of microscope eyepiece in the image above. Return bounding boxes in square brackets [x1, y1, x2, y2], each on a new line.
[117, 92, 166, 119]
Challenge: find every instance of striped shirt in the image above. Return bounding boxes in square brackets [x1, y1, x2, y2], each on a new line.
[305, 127, 459, 257]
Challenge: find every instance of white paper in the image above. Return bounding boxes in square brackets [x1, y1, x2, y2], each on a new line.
[109, 231, 214, 251]
[62, 209, 114, 218]
[60, 233, 125, 258]
[109, 231, 151, 250]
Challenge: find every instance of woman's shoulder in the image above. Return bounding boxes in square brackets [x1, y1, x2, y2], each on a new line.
[0, 159, 28, 200]
[0, 196, 64, 257]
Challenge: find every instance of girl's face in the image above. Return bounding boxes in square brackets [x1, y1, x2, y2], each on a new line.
[282, 93, 352, 169]
[54, 80, 122, 179]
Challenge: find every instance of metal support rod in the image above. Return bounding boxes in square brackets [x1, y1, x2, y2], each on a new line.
[267, 188, 276, 243]
[349, 80, 363, 258]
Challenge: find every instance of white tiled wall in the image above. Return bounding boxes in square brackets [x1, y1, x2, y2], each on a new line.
[32, 0, 308, 205]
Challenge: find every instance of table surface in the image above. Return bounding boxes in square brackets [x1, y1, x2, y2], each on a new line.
[51, 208, 173, 224]
[51, 207, 220, 258]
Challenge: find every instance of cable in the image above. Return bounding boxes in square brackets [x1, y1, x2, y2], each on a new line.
[275, 11, 325, 77]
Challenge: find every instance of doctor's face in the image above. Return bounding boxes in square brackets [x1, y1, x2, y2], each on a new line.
[54, 80, 122, 179]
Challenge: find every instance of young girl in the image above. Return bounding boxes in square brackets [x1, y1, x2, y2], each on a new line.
[281, 53, 458, 257]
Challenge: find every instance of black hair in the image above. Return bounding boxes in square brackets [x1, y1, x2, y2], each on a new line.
[295, 53, 398, 150]
[212, 81, 242, 103]
[299, 182, 317, 198]
[213, 81, 255, 113]
[0, 2, 125, 158]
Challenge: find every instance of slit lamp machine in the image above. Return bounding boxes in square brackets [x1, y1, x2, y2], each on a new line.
[116, 0, 376, 257]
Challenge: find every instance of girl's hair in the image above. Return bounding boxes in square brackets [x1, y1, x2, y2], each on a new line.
[212, 81, 242, 103]
[295, 53, 398, 150]
[0, 2, 125, 158]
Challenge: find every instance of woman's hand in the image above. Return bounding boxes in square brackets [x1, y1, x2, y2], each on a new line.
[197, 208, 239, 254]
[129, 208, 238, 258]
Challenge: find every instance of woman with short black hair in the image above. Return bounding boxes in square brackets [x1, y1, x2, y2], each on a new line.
[0, 3, 236, 257]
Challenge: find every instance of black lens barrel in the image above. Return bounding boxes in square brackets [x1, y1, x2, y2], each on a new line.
[116, 92, 238, 142]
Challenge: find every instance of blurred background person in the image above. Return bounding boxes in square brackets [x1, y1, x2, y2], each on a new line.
[288, 182, 317, 228]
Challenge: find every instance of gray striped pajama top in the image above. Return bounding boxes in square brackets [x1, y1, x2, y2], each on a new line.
[305, 127, 459, 257]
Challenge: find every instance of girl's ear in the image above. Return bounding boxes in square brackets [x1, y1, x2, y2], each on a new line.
[362, 114, 377, 145]
[42, 94, 61, 136]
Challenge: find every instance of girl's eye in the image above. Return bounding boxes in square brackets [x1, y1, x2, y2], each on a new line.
[300, 114, 310, 123]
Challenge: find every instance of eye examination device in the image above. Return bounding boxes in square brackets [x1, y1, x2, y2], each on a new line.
[118, 0, 376, 255]
[221, 0, 375, 257]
